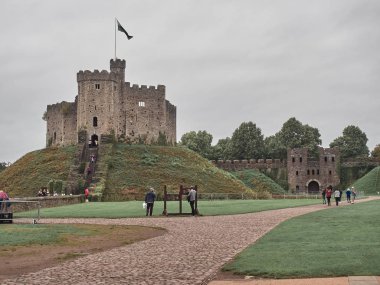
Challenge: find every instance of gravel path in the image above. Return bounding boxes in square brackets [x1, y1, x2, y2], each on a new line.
[2, 198, 378, 285]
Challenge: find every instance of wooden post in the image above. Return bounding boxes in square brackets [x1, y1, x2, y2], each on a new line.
[163, 185, 167, 216]
[195, 185, 199, 215]
[179, 185, 183, 214]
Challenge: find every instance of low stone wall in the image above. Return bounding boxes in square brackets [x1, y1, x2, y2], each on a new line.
[211, 159, 286, 171]
[10, 195, 84, 212]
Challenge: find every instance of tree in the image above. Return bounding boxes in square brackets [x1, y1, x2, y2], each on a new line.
[212, 137, 232, 160]
[269, 117, 322, 159]
[230, 122, 265, 159]
[264, 134, 287, 159]
[371, 144, 380, 159]
[180, 130, 213, 159]
[0, 162, 9, 172]
[330, 125, 369, 159]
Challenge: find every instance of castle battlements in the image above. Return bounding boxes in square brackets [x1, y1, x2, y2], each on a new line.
[212, 158, 286, 171]
[77, 69, 118, 82]
[125, 82, 166, 92]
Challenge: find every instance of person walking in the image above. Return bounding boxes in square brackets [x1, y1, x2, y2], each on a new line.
[84, 188, 89, 202]
[144, 187, 156, 216]
[326, 186, 332, 206]
[334, 188, 341, 206]
[352, 187, 357, 203]
[321, 188, 327, 204]
[346, 188, 351, 203]
[187, 187, 197, 216]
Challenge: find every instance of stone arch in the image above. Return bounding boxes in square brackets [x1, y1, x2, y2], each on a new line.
[91, 134, 99, 147]
[306, 179, 321, 193]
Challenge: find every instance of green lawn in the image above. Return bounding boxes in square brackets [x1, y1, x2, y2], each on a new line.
[223, 199, 380, 278]
[15, 199, 321, 219]
[0, 224, 95, 246]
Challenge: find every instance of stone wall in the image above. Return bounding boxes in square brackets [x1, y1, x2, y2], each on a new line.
[212, 159, 286, 171]
[46, 101, 77, 147]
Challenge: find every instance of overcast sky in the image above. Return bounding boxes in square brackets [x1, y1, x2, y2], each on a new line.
[0, 0, 379, 162]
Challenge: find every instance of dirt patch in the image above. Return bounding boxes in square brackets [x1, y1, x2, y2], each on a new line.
[0, 224, 166, 281]
[213, 269, 249, 280]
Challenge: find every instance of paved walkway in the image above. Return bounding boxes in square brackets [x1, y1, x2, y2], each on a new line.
[2, 198, 379, 285]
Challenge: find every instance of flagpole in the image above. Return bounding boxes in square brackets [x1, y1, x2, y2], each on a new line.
[114, 18, 117, 60]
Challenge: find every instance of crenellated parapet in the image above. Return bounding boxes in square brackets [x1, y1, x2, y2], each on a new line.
[125, 82, 166, 92]
[212, 158, 286, 171]
[47, 101, 76, 117]
[77, 69, 118, 82]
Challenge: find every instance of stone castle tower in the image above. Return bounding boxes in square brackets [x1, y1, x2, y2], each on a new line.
[287, 147, 340, 193]
[45, 59, 176, 147]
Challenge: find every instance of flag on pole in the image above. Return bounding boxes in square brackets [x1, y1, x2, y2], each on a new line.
[117, 20, 133, 40]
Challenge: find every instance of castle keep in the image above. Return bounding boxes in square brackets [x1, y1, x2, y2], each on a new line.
[46, 59, 176, 147]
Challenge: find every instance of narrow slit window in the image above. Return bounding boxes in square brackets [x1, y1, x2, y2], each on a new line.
[93, 117, 98, 127]
[299, 157, 302, 163]
[95, 84, 100, 90]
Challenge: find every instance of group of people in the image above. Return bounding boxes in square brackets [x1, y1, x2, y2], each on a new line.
[144, 186, 197, 216]
[37, 188, 49, 197]
[322, 186, 357, 206]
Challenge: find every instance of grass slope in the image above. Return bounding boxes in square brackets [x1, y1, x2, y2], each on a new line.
[103, 144, 255, 200]
[0, 146, 78, 197]
[1, 144, 259, 199]
[352, 166, 380, 195]
[232, 169, 286, 194]
[223, 199, 380, 278]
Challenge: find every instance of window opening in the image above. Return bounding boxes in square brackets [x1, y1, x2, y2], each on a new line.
[93, 117, 98, 127]
[138, 101, 145, 107]
[299, 157, 302, 163]
[95, 84, 100, 90]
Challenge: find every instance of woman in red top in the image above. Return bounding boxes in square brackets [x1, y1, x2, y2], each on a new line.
[325, 185, 332, 206]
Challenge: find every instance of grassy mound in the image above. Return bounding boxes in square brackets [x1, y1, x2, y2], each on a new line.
[0, 146, 78, 197]
[352, 166, 380, 195]
[103, 144, 256, 200]
[232, 169, 286, 194]
[1, 144, 264, 199]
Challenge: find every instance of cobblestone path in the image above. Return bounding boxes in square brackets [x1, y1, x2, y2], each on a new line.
[2, 199, 378, 285]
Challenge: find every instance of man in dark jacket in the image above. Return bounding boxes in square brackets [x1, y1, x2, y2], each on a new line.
[145, 187, 156, 216]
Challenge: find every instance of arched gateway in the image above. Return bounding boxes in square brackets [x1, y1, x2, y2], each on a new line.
[307, 180, 320, 193]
